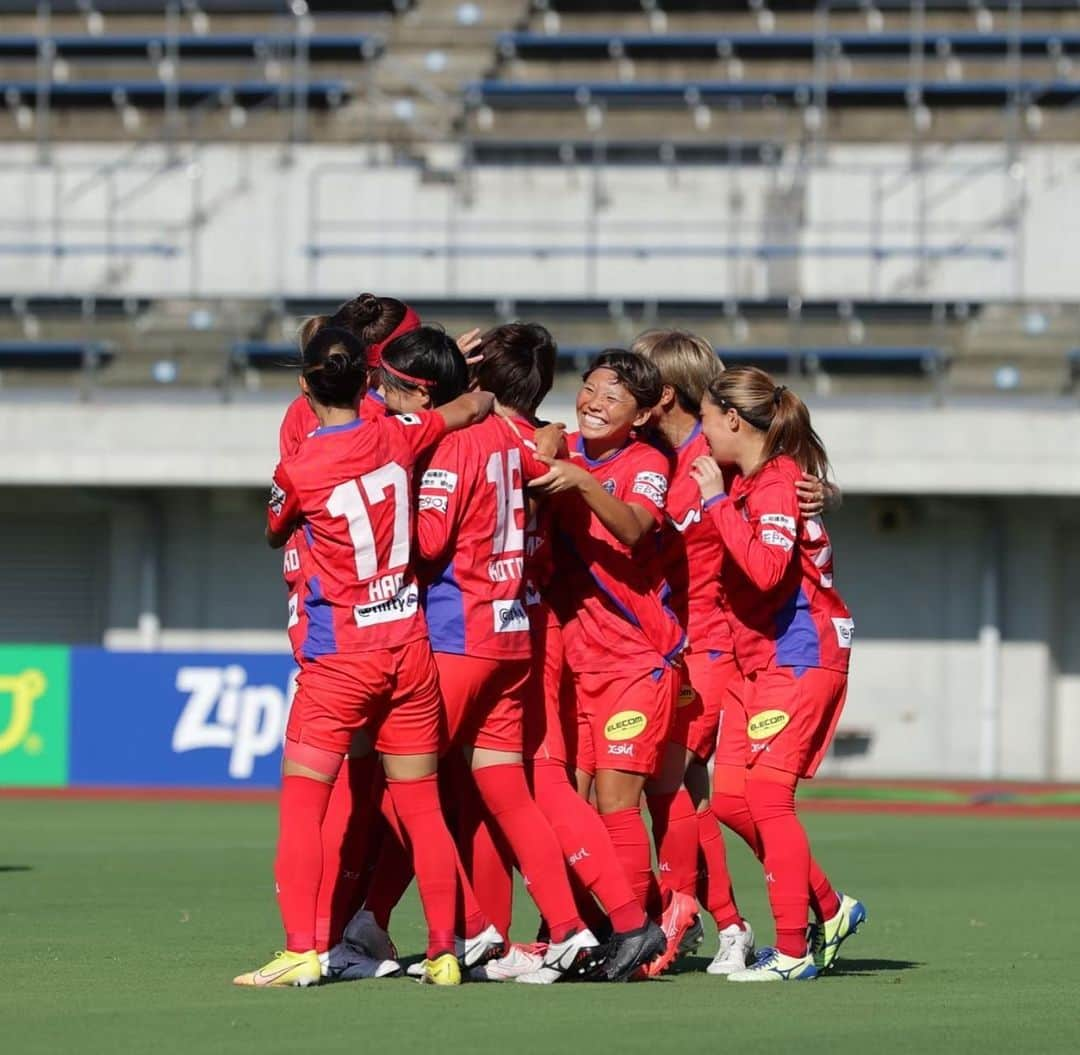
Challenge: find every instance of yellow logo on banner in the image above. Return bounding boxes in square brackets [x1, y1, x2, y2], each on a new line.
[604, 710, 647, 742]
[747, 709, 790, 741]
[0, 669, 48, 756]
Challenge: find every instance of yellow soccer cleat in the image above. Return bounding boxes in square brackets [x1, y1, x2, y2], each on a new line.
[233, 949, 322, 988]
[419, 952, 462, 986]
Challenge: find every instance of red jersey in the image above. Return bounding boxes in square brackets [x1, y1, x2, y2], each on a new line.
[278, 390, 387, 459]
[277, 390, 389, 657]
[268, 410, 446, 659]
[706, 454, 852, 675]
[661, 425, 734, 656]
[549, 433, 685, 674]
[416, 414, 546, 660]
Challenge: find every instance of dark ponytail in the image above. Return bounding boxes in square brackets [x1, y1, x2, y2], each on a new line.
[706, 366, 831, 482]
[331, 293, 408, 345]
[301, 325, 368, 409]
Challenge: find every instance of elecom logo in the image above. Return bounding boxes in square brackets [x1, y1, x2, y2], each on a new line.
[172, 665, 297, 779]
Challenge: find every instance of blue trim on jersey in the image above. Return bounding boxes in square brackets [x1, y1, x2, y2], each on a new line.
[312, 418, 364, 437]
[574, 433, 632, 469]
[423, 561, 467, 655]
[775, 587, 821, 668]
[301, 575, 337, 659]
[677, 421, 702, 450]
[302, 523, 314, 548]
[707, 650, 726, 662]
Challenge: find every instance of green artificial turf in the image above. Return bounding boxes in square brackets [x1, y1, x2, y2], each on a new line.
[2, 800, 1077, 1055]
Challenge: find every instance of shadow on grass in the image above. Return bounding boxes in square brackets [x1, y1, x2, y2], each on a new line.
[832, 958, 922, 976]
[0, 865, 31, 873]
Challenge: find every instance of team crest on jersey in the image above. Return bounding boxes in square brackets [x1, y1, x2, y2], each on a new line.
[632, 471, 668, 508]
[832, 617, 855, 648]
[601, 479, 616, 495]
[398, 413, 422, 426]
[268, 481, 286, 516]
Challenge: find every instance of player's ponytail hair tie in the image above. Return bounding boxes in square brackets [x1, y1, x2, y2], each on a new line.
[302, 326, 367, 375]
[773, 385, 787, 406]
[381, 359, 436, 389]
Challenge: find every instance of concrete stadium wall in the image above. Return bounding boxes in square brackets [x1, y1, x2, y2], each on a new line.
[2, 142, 1077, 300]
[2, 483, 1079, 782]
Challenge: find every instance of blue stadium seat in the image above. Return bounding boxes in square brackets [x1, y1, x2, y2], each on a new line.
[1, 1, 409, 13]
[0, 242, 177, 257]
[231, 340, 297, 370]
[0, 340, 113, 370]
[802, 346, 947, 377]
[470, 80, 1080, 109]
[0, 80, 349, 109]
[501, 32, 1080, 62]
[0, 34, 383, 62]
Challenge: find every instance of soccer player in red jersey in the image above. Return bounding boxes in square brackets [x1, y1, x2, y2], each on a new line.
[235, 325, 495, 988]
[468, 325, 659, 981]
[413, 327, 605, 985]
[691, 366, 866, 982]
[278, 294, 422, 456]
[529, 350, 677, 979]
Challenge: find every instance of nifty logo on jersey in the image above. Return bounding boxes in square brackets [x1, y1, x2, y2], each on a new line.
[69, 650, 297, 788]
[0, 645, 70, 788]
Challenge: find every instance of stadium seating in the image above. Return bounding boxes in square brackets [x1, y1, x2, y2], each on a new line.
[0, 339, 113, 371]
[0, 34, 383, 62]
[0, 80, 349, 109]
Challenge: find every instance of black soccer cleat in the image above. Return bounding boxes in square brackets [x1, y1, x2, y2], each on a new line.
[602, 921, 667, 982]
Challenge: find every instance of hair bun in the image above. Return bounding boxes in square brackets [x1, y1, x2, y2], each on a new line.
[353, 292, 382, 324]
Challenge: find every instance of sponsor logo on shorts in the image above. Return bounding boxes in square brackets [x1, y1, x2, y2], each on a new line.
[605, 709, 647, 742]
[632, 471, 668, 509]
[761, 529, 794, 551]
[418, 494, 448, 514]
[747, 709, 790, 741]
[677, 683, 697, 709]
[607, 743, 635, 758]
[420, 468, 458, 493]
[493, 599, 529, 634]
[832, 617, 855, 648]
[353, 582, 419, 627]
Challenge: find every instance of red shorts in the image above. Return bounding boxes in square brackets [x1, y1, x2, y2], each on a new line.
[743, 663, 848, 778]
[712, 666, 750, 769]
[570, 665, 679, 778]
[286, 638, 443, 757]
[436, 652, 529, 753]
[522, 605, 571, 765]
[668, 650, 739, 762]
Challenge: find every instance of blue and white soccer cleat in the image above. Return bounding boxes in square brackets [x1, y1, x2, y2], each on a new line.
[809, 893, 867, 972]
[726, 946, 818, 983]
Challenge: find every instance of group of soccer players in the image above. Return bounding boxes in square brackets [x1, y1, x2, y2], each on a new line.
[234, 292, 867, 989]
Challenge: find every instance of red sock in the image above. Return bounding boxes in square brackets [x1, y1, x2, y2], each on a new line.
[696, 807, 742, 931]
[458, 778, 514, 940]
[385, 774, 458, 959]
[314, 754, 379, 952]
[809, 858, 841, 921]
[601, 806, 656, 915]
[711, 793, 763, 860]
[647, 788, 699, 898]
[746, 776, 810, 959]
[275, 774, 335, 953]
[531, 759, 644, 934]
[471, 763, 583, 943]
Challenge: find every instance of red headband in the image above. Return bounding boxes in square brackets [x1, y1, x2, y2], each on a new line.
[381, 359, 436, 389]
[367, 305, 421, 367]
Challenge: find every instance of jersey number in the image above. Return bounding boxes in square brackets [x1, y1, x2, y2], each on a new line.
[326, 463, 409, 579]
[486, 448, 525, 557]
